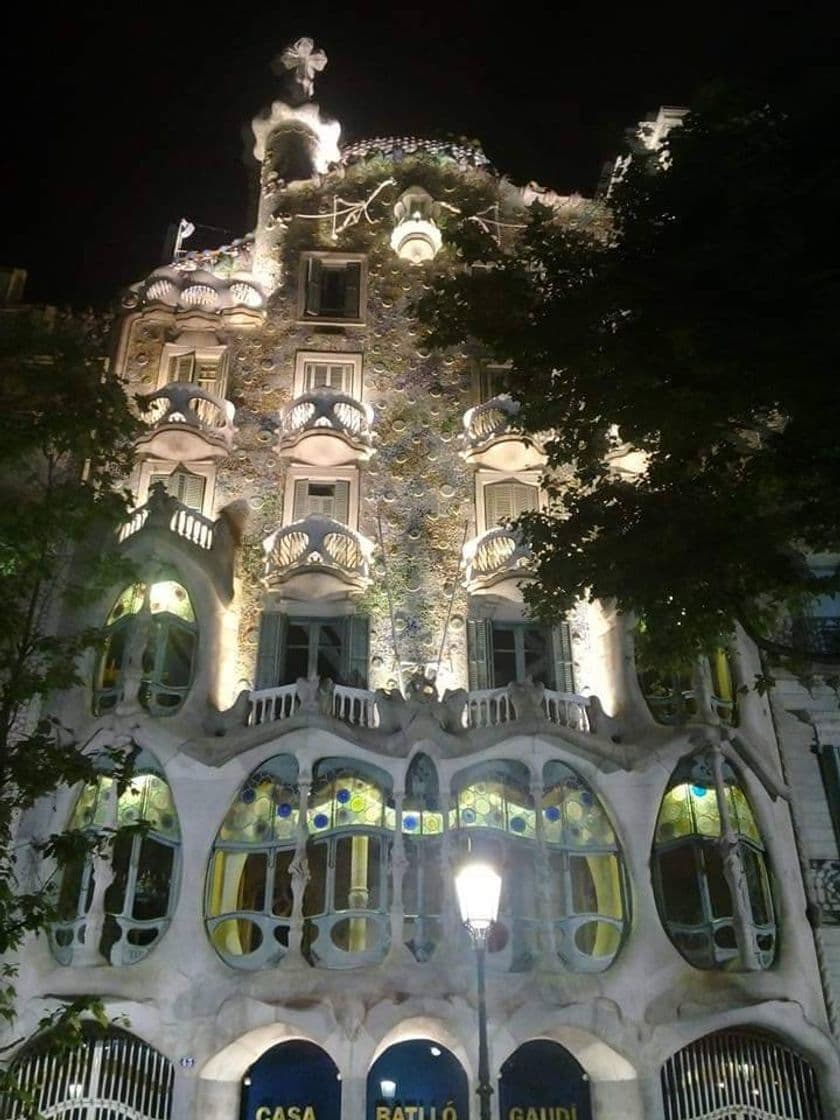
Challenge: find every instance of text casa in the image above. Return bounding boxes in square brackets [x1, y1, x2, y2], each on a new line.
[254, 1107, 317, 1120]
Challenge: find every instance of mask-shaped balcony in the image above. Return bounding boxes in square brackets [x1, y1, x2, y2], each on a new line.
[278, 391, 374, 466]
[463, 527, 532, 595]
[462, 395, 545, 471]
[135, 382, 236, 461]
[263, 516, 374, 598]
[119, 485, 215, 550]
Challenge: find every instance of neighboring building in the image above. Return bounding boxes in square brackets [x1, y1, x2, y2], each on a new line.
[4, 40, 840, 1120]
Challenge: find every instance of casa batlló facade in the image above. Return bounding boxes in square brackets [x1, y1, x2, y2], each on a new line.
[5, 38, 840, 1120]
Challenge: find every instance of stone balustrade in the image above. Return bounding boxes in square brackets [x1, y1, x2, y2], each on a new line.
[247, 679, 590, 734]
[118, 486, 215, 550]
[263, 516, 374, 587]
[463, 526, 532, 589]
[135, 382, 236, 459]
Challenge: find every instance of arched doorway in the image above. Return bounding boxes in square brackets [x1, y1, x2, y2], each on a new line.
[661, 1029, 823, 1119]
[367, 1039, 468, 1120]
[499, 1039, 592, 1120]
[240, 1039, 341, 1120]
[2, 1024, 173, 1118]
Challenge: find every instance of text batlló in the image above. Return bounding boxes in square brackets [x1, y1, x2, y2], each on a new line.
[375, 1106, 459, 1120]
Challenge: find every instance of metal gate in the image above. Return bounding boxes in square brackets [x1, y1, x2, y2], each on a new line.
[4, 1027, 173, 1119]
[662, 1029, 823, 1119]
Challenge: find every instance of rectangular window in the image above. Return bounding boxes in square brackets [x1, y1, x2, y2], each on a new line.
[301, 255, 365, 323]
[167, 352, 223, 393]
[148, 468, 206, 511]
[466, 619, 574, 692]
[255, 613, 369, 690]
[484, 480, 540, 527]
[291, 478, 351, 522]
[302, 358, 356, 394]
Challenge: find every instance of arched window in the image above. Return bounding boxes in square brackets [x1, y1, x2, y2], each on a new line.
[499, 1040, 592, 1120]
[636, 625, 736, 726]
[450, 760, 538, 971]
[304, 759, 393, 968]
[542, 760, 627, 971]
[661, 1029, 823, 1119]
[206, 755, 299, 969]
[50, 749, 181, 966]
[367, 1040, 468, 1120]
[242, 1040, 341, 1120]
[2, 1024, 174, 1120]
[653, 753, 775, 969]
[94, 579, 197, 715]
[402, 753, 445, 962]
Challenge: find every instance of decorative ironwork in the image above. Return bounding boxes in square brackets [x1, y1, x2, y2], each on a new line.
[281, 391, 374, 446]
[263, 516, 374, 586]
[463, 527, 532, 588]
[811, 859, 840, 923]
[662, 1029, 823, 1119]
[137, 382, 236, 451]
[341, 135, 490, 168]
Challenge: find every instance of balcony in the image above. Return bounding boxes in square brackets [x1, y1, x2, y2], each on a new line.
[463, 527, 532, 595]
[776, 616, 840, 661]
[119, 485, 215, 549]
[263, 516, 374, 598]
[463, 395, 544, 471]
[811, 860, 840, 924]
[466, 686, 591, 732]
[135, 382, 235, 461]
[278, 390, 374, 466]
[249, 682, 380, 728]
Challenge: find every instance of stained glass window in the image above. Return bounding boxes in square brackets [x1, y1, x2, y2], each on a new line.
[206, 755, 299, 969]
[50, 750, 180, 967]
[653, 755, 775, 970]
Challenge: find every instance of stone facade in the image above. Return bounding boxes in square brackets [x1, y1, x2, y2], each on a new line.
[5, 45, 840, 1120]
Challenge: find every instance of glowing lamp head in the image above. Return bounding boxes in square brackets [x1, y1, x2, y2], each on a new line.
[455, 860, 502, 935]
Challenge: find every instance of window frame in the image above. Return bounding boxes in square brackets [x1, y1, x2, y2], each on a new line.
[297, 252, 368, 326]
[134, 459, 216, 516]
[283, 465, 360, 528]
[294, 350, 363, 399]
[475, 469, 543, 535]
[158, 341, 228, 397]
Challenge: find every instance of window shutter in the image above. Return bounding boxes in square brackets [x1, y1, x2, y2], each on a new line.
[512, 482, 540, 517]
[343, 262, 361, 319]
[255, 611, 286, 689]
[148, 471, 170, 496]
[170, 353, 195, 382]
[292, 479, 309, 521]
[305, 257, 322, 316]
[344, 615, 370, 688]
[551, 622, 575, 693]
[485, 482, 511, 526]
[333, 480, 350, 524]
[467, 618, 492, 691]
[180, 471, 206, 511]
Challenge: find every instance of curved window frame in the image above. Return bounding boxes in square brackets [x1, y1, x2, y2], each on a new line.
[402, 752, 445, 962]
[303, 759, 394, 969]
[50, 749, 181, 966]
[93, 579, 198, 716]
[205, 755, 300, 970]
[652, 751, 776, 970]
[542, 759, 628, 973]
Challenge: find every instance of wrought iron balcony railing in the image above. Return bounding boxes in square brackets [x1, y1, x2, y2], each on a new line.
[263, 516, 374, 588]
[463, 394, 522, 446]
[278, 391, 374, 465]
[811, 859, 840, 923]
[463, 527, 532, 590]
[135, 382, 236, 458]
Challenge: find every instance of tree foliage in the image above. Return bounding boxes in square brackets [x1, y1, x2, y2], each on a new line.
[0, 309, 141, 1100]
[419, 79, 839, 667]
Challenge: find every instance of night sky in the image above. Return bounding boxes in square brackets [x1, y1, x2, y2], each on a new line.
[1, 1, 823, 308]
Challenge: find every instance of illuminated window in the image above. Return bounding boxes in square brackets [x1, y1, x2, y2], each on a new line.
[206, 755, 299, 969]
[93, 580, 197, 715]
[254, 613, 369, 689]
[542, 760, 627, 972]
[50, 750, 180, 966]
[653, 754, 775, 969]
[304, 760, 394, 968]
[300, 254, 366, 323]
[302, 357, 358, 395]
[466, 619, 574, 693]
[292, 478, 350, 521]
[166, 350, 225, 394]
[636, 623, 736, 725]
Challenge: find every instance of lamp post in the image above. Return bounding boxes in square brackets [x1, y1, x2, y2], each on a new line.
[455, 860, 502, 1120]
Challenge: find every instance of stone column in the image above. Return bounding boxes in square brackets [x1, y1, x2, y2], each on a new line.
[591, 1077, 647, 1119]
[531, 775, 558, 968]
[285, 774, 311, 965]
[712, 745, 761, 970]
[386, 787, 411, 963]
[77, 779, 118, 965]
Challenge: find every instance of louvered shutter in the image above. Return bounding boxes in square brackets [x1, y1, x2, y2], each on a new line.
[180, 471, 206, 511]
[306, 362, 328, 389]
[512, 482, 539, 517]
[551, 622, 575, 693]
[305, 257, 322, 315]
[485, 482, 512, 526]
[292, 479, 309, 520]
[345, 615, 370, 687]
[467, 618, 492, 691]
[255, 611, 286, 688]
[148, 471, 171, 496]
[343, 262, 362, 318]
[333, 480, 350, 524]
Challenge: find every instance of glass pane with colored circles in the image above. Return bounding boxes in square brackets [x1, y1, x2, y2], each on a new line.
[543, 785, 614, 848]
[117, 773, 179, 838]
[69, 776, 114, 830]
[689, 783, 721, 837]
[655, 783, 694, 843]
[308, 775, 389, 832]
[220, 775, 298, 844]
[401, 809, 444, 836]
[725, 783, 761, 844]
[106, 583, 146, 625]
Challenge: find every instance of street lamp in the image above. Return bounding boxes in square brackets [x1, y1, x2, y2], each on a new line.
[455, 860, 502, 1120]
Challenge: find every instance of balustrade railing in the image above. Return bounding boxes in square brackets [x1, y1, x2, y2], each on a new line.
[281, 391, 373, 444]
[118, 489, 214, 550]
[248, 682, 380, 728]
[463, 527, 532, 587]
[264, 516, 373, 585]
[466, 686, 590, 731]
[137, 382, 235, 448]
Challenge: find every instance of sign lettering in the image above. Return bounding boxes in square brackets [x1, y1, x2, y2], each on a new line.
[508, 1109, 579, 1120]
[373, 1108, 459, 1120]
[254, 1107, 317, 1120]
